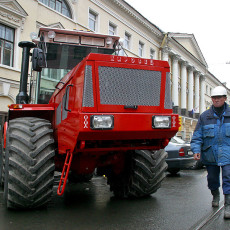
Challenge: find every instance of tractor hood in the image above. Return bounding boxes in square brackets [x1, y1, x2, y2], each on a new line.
[82, 53, 172, 114]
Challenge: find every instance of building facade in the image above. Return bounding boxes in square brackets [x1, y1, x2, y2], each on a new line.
[0, 0, 229, 140]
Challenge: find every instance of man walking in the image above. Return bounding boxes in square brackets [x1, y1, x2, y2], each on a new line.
[191, 86, 230, 219]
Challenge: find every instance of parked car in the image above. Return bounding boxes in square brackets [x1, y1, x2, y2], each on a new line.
[165, 136, 196, 174]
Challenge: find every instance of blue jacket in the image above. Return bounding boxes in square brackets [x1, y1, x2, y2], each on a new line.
[191, 103, 230, 166]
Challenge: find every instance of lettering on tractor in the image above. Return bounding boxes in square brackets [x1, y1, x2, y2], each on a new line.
[0, 28, 179, 209]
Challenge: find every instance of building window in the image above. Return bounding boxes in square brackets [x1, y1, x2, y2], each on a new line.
[38, 0, 71, 18]
[139, 41, 144, 57]
[124, 32, 131, 50]
[0, 24, 14, 67]
[150, 48, 155, 59]
[89, 10, 98, 31]
[206, 85, 208, 94]
[109, 22, 117, 35]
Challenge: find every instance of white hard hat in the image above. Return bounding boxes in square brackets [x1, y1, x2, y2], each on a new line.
[211, 86, 227, 97]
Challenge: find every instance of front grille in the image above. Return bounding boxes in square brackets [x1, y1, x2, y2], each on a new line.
[98, 66, 161, 106]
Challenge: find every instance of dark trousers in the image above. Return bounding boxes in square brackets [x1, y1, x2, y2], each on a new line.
[206, 164, 230, 194]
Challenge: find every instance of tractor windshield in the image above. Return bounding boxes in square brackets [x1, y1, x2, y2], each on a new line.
[37, 42, 115, 104]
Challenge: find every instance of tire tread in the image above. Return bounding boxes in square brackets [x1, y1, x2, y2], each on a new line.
[4, 117, 55, 209]
[108, 149, 168, 198]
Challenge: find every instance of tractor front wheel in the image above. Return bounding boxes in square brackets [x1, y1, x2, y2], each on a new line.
[3, 117, 55, 209]
[108, 149, 168, 198]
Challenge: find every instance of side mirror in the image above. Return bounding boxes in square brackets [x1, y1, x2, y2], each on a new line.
[32, 48, 45, 72]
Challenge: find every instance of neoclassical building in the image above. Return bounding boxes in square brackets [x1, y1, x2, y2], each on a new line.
[0, 0, 229, 140]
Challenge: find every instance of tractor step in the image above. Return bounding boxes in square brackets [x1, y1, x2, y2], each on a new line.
[57, 151, 73, 196]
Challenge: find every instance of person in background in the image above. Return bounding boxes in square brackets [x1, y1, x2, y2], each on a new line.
[191, 86, 230, 219]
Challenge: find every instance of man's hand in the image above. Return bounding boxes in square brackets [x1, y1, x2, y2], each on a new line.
[194, 153, 201, 160]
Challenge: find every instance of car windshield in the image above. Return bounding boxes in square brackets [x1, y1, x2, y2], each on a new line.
[170, 136, 185, 144]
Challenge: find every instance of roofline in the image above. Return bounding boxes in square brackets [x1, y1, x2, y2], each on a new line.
[169, 37, 207, 68]
[110, 0, 164, 38]
[0, 0, 28, 17]
[121, 0, 164, 33]
[168, 32, 208, 67]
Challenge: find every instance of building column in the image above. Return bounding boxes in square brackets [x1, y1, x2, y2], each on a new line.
[181, 61, 188, 114]
[162, 47, 170, 61]
[200, 75, 206, 113]
[188, 66, 194, 112]
[172, 55, 180, 108]
[194, 71, 200, 114]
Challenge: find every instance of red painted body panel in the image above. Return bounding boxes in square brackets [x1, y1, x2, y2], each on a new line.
[7, 53, 179, 178]
[8, 104, 55, 121]
[50, 54, 178, 155]
[78, 113, 178, 139]
[86, 53, 170, 68]
[56, 112, 178, 153]
[8, 104, 55, 110]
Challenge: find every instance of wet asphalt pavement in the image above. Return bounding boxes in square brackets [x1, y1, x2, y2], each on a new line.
[0, 169, 230, 230]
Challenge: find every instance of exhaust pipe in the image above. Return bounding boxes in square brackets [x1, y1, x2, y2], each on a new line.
[16, 41, 36, 104]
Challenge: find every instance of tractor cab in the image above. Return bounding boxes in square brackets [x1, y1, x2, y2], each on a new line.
[31, 27, 120, 104]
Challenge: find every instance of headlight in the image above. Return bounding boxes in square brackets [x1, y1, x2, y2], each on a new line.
[90, 115, 114, 130]
[152, 116, 171, 128]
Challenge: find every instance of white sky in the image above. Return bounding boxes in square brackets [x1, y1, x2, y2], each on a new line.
[125, 0, 230, 87]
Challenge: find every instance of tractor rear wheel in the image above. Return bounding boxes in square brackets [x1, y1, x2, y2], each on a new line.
[108, 149, 168, 198]
[3, 117, 55, 209]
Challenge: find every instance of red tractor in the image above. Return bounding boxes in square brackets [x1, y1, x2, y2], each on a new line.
[0, 28, 179, 209]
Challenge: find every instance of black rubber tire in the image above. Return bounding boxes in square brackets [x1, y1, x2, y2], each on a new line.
[108, 149, 168, 198]
[167, 168, 180, 175]
[0, 138, 4, 187]
[3, 117, 55, 209]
